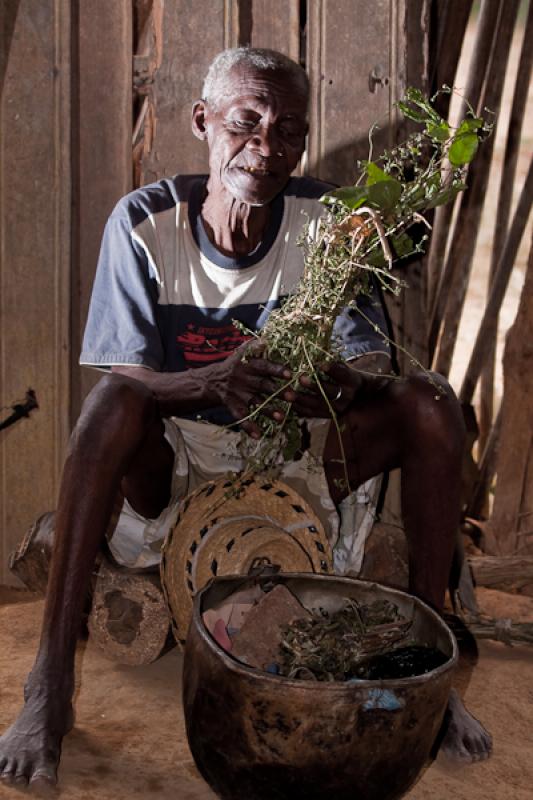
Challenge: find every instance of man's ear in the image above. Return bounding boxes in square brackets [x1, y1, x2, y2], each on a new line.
[191, 100, 208, 141]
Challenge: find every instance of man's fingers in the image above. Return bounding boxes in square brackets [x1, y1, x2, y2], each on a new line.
[244, 357, 291, 380]
[299, 374, 341, 401]
[240, 420, 262, 439]
[247, 375, 286, 397]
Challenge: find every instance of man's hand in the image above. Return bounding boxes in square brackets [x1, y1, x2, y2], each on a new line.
[292, 355, 392, 419]
[211, 342, 294, 438]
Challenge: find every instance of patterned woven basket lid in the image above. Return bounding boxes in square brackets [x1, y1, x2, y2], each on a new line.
[160, 474, 333, 644]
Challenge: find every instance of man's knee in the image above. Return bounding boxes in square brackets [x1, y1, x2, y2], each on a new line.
[392, 371, 465, 459]
[71, 373, 160, 455]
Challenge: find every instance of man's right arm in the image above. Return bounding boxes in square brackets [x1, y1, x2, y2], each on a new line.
[111, 344, 293, 439]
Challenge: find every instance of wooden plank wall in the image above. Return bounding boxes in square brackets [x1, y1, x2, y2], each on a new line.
[0, 0, 71, 584]
[306, 0, 430, 374]
[0, 0, 428, 585]
[72, 0, 133, 413]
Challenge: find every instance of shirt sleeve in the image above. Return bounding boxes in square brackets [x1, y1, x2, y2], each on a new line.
[80, 212, 164, 371]
[332, 278, 391, 361]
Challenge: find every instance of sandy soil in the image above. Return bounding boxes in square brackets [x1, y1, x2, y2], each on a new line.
[1, 586, 532, 800]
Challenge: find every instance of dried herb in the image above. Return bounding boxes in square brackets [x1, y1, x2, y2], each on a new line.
[278, 598, 414, 681]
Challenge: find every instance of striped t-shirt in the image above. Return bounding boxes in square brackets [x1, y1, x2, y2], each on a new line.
[81, 175, 390, 423]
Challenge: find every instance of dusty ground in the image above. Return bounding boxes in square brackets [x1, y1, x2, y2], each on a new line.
[1, 586, 533, 800]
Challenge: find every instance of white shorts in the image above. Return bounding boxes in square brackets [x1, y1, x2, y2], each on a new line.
[107, 418, 381, 576]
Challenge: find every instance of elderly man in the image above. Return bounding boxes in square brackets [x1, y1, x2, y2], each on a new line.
[0, 47, 491, 786]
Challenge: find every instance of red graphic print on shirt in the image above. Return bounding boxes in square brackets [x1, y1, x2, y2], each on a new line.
[176, 322, 253, 366]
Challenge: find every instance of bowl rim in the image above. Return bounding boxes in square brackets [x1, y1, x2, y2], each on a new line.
[188, 572, 459, 690]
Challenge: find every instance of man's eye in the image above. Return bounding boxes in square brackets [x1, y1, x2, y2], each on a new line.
[280, 124, 304, 140]
[231, 120, 256, 130]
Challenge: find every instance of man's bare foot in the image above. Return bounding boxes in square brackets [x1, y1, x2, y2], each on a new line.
[440, 688, 492, 763]
[0, 688, 73, 786]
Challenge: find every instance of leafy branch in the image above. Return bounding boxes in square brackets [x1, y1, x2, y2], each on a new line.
[234, 87, 492, 475]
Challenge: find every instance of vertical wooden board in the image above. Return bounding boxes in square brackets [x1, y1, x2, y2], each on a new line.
[518, 438, 533, 552]
[249, 0, 300, 59]
[488, 236, 533, 555]
[306, 0, 398, 186]
[305, 0, 429, 526]
[139, 0, 238, 185]
[306, 0, 430, 371]
[0, 0, 71, 584]
[73, 0, 133, 416]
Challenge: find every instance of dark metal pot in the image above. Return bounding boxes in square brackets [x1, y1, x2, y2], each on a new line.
[183, 573, 457, 800]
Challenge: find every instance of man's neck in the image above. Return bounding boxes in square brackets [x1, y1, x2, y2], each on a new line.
[201, 188, 271, 258]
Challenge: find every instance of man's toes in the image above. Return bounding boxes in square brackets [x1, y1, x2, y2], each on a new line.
[0, 758, 18, 781]
[30, 773, 60, 799]
[30, 762, 59, 787]
[472, 730, 492, 761]
[453, 740, 474, 763]
[14, 756, 32, 784]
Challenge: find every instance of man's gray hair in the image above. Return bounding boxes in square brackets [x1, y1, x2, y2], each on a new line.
[202, 47, 309, 108]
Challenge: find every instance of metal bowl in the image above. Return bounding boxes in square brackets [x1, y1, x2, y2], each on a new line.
[183, 573, 457, 800]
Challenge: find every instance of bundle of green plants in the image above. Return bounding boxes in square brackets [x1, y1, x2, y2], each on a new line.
[235, 88, 491, 479]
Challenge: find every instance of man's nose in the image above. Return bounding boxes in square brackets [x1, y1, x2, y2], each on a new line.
[249, 125, 282, 157]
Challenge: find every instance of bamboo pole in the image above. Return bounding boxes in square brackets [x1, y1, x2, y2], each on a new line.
[459, 162, 533, 404]
[466, 405, 501, 522]
[485, 228, 533, 556]
[433, 0, 521, 377]
[478, 1, 533, 454]
[427, 0, 504, 354]
[430, 0, 474, 119]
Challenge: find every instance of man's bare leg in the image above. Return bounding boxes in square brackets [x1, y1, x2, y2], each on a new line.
[323, 372, 492, 763]
[0, 374, 174, 785]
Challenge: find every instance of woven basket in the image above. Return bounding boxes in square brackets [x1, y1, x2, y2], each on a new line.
[160, 475, 333, 643]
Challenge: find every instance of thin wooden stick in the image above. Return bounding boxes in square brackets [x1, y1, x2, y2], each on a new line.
[466, 405, 502, 521]
[466, 616, 533, 646]
[433, 0, 521, 377]
[430, 0, 474, 119]
[427, 0, 504, 352]
[478, 1, 533, 454]
[459, 162, 533, 403]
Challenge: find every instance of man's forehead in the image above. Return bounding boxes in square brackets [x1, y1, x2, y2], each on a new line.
[217, 65, 307, 111]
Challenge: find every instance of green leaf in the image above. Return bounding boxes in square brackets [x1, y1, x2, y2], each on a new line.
[397, 101, 427, 123]
[403, 181, 426, 205]
[391, 232, 414, 258]
[367, 178, 402, 211]
[405, 87, 426, 104]
[320, 186, 368, 210]
[366, 249, 387, 268]
[282, 420, 303, 460]
[405, 87, 442, 122]
[364, 162, 402, 210]
[425, 181, 467, 209]
[365, 162, 390, 185]
[448, 132, 479, 166]
[426, 121, 450, 142]
[458, 116, 483, 133]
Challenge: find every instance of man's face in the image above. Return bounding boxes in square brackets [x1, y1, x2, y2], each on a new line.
[193, 65, 308, 206]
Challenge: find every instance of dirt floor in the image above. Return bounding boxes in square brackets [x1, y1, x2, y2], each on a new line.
[1, 586, 532, 800]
